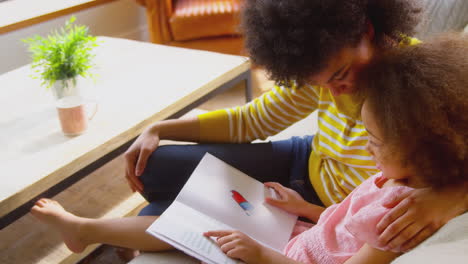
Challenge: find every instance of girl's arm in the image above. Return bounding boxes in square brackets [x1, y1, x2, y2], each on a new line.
[265, 244, 400, 264]
[298, 203, 326, 223]
[203, 230, 303, 264]
[264, 182, 325, 223]
[344, 244, 400, 264]
[260, 247, 304, 264]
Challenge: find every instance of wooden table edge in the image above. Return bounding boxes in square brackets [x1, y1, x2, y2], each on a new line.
[0, 0, 118, 35]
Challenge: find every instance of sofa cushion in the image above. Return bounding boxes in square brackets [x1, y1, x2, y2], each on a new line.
[129, 250, 198, 264]
[417, 0, 468, 39]
[392, 212, 468, 264]
[170, 0, 242, 41]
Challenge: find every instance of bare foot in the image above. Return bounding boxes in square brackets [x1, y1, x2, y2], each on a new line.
[30, 198, 88, 253]
[115, 247, 139, 262]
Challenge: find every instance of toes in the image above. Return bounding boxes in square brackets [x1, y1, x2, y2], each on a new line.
[36, 198, 58, 207]
[36, 199, 47, 207]
[43, 198, 61, 206]
[30, 205, 42, 216]
[42, 198, 53, 203]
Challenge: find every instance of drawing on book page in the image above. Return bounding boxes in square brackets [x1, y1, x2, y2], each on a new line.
[231, 190, 254, 216]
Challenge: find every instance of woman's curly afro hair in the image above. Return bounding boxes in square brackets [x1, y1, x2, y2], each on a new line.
[241, 0, 423, 84]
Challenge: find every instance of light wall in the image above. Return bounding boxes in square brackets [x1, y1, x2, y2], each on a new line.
[0, 0, 148, 74]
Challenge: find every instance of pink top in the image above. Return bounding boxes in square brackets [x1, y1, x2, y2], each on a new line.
[284, 173, 413, 264]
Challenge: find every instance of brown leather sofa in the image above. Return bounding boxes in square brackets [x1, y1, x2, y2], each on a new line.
[136, 0, 245, 55]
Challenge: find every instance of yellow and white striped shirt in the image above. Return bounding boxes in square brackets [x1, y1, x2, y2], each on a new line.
[198, 83, 378, 207]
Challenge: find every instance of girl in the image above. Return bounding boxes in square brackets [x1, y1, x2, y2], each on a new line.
[203, 34, 468, 263]
[31, 35, 468, 263]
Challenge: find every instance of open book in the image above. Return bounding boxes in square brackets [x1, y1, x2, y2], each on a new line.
[146, 153, 298, 264]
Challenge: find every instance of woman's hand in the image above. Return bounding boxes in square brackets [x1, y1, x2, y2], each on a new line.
[124, 125, 161, 193]
[123, 116, 201, 193]
[377, 186, 468, 252]
[203, 230, 266, 263]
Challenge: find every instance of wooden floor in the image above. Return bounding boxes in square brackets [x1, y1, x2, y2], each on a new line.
[0, 69, 271, 264]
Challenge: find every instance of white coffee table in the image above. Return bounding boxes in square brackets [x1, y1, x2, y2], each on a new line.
[0, 36, 251, 228]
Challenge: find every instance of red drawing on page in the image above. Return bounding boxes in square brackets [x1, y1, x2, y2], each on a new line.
[231, 190, 254, 216]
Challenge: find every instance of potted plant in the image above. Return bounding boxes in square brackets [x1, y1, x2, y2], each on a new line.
[23, 16, 98, 136]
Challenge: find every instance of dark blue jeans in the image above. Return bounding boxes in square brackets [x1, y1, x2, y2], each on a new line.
[138, 135, 323, 216]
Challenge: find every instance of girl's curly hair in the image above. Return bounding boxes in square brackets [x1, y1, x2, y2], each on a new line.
[241, 0, 423, 84]
[359, 34, 468, 189]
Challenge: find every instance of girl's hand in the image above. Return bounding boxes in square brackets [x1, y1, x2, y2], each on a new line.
[264, 182, 309, 216]
[203, 230, 265, 263]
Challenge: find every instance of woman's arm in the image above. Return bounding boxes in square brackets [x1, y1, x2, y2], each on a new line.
[198, 84, 320, 143]
[344, 244, 400, 264]
[376, 183, 468, 251]
[124, 116, 201, 191]
[153, 116, 200, 142]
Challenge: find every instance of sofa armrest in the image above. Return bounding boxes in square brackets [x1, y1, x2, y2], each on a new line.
[142, 0, 174, 44]
[134, 0, 172, 11]
[134, 0, 146, 6]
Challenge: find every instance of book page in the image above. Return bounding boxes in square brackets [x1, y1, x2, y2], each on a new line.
[175, 153, 297, 252]
[147, 200, 242, 264]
